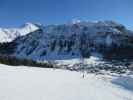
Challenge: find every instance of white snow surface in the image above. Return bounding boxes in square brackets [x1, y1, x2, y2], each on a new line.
[0, 64, 133, 100]
[0, 23, 38, 43]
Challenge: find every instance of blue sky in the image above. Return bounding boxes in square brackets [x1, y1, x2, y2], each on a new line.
[0, 0, 133, 29]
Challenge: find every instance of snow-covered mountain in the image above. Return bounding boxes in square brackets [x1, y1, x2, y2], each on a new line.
[11, 20, 133, 60]
[0, 23, 39, 43]
[0, 20, 133, 60]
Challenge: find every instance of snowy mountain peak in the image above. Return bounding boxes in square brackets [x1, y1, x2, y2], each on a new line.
[21, 22, 38, 29]
[19, 22, 39, 35]
[0, 23, 39, 43]
[67, 19, 81, 25]
[71, 19, 81, 24]
[95, 20, 124, 27]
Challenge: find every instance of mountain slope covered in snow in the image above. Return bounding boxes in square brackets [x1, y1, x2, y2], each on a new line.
[0, 20, 133, 61]
[0, 23, 39, 43]
[12, 20, 133, 60]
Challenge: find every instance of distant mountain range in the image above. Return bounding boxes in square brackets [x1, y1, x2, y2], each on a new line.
[0, 20, 133, 60]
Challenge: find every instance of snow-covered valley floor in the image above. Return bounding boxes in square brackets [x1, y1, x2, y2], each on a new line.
[0, 64, 133, 100]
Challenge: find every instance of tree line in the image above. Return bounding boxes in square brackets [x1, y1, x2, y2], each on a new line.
[0, 55, 54, 68]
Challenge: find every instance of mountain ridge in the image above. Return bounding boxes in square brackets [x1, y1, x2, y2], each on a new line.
[0, 23, 39, 43]
[0, 20, 133, 61]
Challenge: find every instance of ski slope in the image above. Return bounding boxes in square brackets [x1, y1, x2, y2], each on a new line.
[0, 64, 133, 100]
